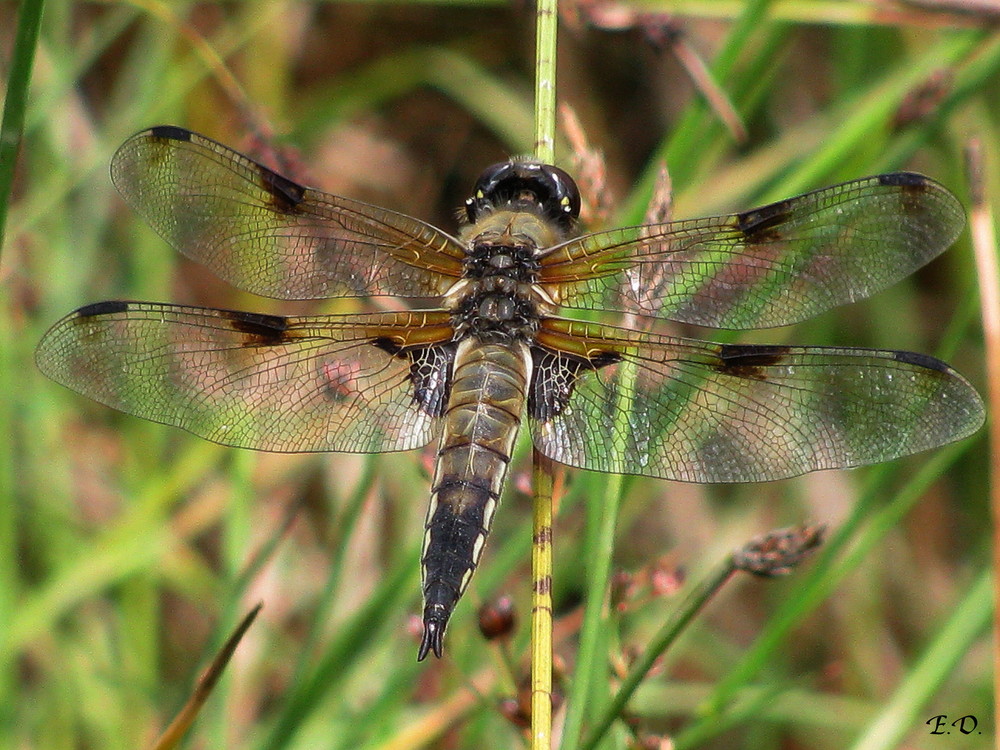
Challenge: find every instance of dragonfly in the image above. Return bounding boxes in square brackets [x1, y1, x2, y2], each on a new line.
[36, 126, 985, 660]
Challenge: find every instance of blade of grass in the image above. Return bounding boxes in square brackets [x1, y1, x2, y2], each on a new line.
[579, 559, 737, 750]
[561, 362, 638, 749]
[965, 135, 1000, 749]
[648, 0, 990, 26]
[286, 456, 379, 690]
[880, 32, 1000, 173]
[257, 539, 422, 750]
[151, 604, 262, 750]
[622, 0, 781, 220]
[0, 0, 46, 254]
[295, 45, 534, 156]
[0, 296, 20, 731]
[757, 30, 983, 201]
[4, 439, 226, 656]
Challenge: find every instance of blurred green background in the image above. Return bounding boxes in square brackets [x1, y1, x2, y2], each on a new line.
[1, 2, 996, 749]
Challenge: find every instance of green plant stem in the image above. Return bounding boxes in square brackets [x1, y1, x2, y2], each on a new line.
[580, 561, 737, 750]
[533, 0, 557, 164]
[531, 1, 558, 747]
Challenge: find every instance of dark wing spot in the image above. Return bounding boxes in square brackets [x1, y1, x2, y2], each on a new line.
[877, 172, 931, 189]
[736, 202, 792, 243]
[147, 125, 193, 142]
[892, 349, 951, 374]
[76, 300, 130, 317]
[716, 344, 792, 381]
[221, 310, 290, 347]
[259, 167, 305, 213]
[372, 336, 405, 357]
[529, 347, 621, 421]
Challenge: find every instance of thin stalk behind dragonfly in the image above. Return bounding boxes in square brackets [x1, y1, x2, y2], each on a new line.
[530, 449, 556, 750]
[533, 0, 557, 166]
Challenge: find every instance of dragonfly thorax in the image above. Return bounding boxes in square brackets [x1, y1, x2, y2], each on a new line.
[450, 277, 542, 341]
[448, 215, 560, 341]
[462, 240, 540, 283]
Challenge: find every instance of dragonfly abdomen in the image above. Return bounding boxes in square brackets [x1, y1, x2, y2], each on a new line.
[418, 338, 531, 660]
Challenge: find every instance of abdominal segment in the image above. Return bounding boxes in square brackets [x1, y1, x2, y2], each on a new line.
[418, 339, 530, 660]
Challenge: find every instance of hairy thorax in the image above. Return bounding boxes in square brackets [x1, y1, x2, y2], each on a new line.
[447, 209, 564, 342]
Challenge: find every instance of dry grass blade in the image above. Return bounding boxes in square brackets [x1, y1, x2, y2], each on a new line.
[965, 136, 1000, 750]
[150, 604, 263, 750]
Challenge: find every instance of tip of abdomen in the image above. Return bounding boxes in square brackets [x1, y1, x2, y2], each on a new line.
[418, 603, 450, 660]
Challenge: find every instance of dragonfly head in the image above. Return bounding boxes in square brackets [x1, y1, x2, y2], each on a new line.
[465, 160, 581, 233]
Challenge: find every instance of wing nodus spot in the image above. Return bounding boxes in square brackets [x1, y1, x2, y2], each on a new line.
[222, 311, 290, 346]
[259, 167, 305, 213]
[717, 344, 792, 381]
[736, 203, 792, 243]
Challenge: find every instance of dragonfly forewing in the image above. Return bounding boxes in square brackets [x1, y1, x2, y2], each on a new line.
[111, 126, 466, 301]
[539, 173, 966, 329]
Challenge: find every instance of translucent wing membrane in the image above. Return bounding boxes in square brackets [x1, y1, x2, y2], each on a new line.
[531, 318, 985, 483]
[111, 126, 466, 300]
[36, 302, 455, 453]
[539, 174, 965, 329]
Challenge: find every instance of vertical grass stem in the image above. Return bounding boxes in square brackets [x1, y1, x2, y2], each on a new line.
[533, 0, 557, 165]
[531, 449, 556, 750]
[532, 0, 559, 746]
[965, 138, 999, 749]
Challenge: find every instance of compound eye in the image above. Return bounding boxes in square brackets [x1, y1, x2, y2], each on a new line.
[540, 165, 581, 224]
[466, 162, 515, 223]
[465, 160, 581, 232]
